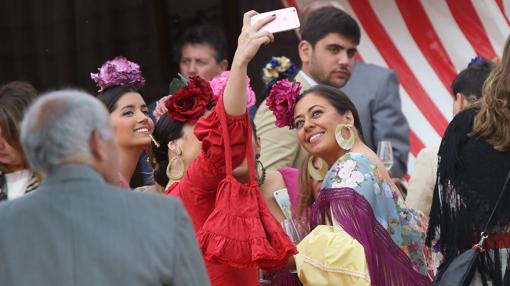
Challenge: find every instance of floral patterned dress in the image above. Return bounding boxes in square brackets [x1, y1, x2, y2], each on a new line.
[322, 152, 429, 275]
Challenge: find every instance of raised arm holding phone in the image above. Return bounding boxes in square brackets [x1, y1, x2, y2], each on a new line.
[152, 11, 298, 286]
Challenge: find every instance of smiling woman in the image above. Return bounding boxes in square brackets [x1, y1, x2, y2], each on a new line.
[267, 82, 431, 285]
[91, 57, 154, 188]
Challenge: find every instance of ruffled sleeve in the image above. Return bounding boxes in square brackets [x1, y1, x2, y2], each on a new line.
[194, 102, 248, 171]
[166, 101, 249, 231]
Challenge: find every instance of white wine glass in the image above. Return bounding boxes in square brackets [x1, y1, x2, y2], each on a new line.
[259, 218, 306, 283]
[377, 140, 394, 171]
[281, 218, 308, 274]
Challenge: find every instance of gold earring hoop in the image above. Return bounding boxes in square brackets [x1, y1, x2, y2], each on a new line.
[166, 156, 184, 181]
[307, 156, 329, 181]
[175, 145, 182, 156]
[149, 134, 160, 148]
[335, 123, 356, 150]
[166, 145, 184, 181]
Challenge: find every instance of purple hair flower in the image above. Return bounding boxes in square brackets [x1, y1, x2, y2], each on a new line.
[91, 56, 145, 92]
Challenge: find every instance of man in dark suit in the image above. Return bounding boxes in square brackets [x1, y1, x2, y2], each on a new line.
[342, 61, 409, 178]
[0, 89, 210, 286]
[255, 7, 409, 178]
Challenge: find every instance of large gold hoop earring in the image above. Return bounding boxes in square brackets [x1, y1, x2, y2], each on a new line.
[335, 123, 356, 150]
[166, 145, 184, 180]
[307, 156, 329, 181]
[166, 156, 184, 181]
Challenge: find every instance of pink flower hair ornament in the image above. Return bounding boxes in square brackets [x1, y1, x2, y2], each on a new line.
[266, 79, 301, 128]
[90, 56, 146, 92]
[153, 94, 171, 122]
[209, 71, 256, 108]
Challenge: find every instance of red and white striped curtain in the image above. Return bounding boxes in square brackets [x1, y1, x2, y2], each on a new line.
[284, 0, 509, 173]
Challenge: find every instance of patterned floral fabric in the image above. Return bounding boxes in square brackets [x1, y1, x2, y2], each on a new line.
[322, 152, 428, 274]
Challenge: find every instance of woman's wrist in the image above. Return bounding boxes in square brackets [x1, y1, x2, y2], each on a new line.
[232, 53, 250, 69]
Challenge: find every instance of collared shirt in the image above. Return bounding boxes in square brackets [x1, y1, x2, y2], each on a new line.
[0, 169, 39, 202]
[5, 170, 31, 200]
[298, 70, 318, 87]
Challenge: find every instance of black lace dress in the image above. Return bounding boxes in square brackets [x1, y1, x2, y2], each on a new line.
[426, 108, 510, 285]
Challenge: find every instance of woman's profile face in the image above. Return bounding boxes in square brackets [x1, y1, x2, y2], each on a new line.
[110, 92, 154, 149]
[173, 124, 202, 168]
[293, 93, 351, 162]
[0, 129, 24, 172]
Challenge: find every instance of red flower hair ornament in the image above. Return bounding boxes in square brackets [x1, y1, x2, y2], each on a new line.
[266, 79, 301, 128]
[165, 75, 217, 124]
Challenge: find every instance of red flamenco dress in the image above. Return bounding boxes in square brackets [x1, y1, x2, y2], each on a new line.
[166, 97, 296, 286]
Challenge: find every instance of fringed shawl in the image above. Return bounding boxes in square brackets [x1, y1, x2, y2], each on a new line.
[314, 152, 430, 286]
[426, 108, 510, 285]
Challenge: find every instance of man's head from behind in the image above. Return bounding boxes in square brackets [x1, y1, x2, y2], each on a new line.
[451, 59, 495, 115]
[20, 89, 119, 183]
[299, 7, 360, 88]
[175, 24, 229, 81]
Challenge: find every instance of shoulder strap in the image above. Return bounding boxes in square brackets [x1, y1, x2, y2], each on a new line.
[216, 96, 257, 183]
[245, 117, 257, 183]
[482, 169, 510, 233]
[217, 96, 233, 177]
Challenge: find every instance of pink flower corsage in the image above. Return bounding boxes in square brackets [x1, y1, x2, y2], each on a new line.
[266, 79, 301, 128]
[209, 71, 256, 108]
[91, 56, 145, 92]
[153, 95, 171, 122]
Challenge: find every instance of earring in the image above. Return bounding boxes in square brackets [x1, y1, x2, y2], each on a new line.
[335, 123, 356, 150]
[256, 156, 266, 186]
[307, 156, 329, 181]
[149, 134, 160, 148]
[166, 146, 184, 180]
[175, 145, 182, 156]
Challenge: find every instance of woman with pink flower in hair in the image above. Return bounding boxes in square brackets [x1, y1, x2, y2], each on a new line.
[149, 11, 297, 286]
[266, 82, 431, 285]
[91, 56, 154, 188]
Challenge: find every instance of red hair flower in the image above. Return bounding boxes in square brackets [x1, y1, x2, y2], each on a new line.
[266, 79, 301, 128]
[165, 76, 216, 124]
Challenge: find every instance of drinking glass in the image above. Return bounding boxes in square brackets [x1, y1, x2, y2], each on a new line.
[377, 140, 394, 171]
[259, 218, 306, 284]
[281, 218, 308, 274]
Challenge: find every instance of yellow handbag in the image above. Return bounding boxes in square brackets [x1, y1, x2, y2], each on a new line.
[295, 224, 371, 286]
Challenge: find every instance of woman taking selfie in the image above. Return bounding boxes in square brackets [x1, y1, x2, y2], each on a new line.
[151, 11, 296, 286]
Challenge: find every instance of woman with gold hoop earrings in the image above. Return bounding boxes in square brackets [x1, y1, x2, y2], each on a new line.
[268, 83, 431, 285]
[150, 114, 194, 192]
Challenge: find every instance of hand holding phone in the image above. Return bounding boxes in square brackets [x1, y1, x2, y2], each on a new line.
[250, 7, 300, 34]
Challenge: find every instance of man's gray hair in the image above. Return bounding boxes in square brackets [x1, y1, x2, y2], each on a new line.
[20, 89, 112, 173]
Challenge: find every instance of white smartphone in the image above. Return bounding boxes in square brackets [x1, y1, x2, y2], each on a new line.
[250, 7, 300, 34]
[273, 188, 292, 219]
